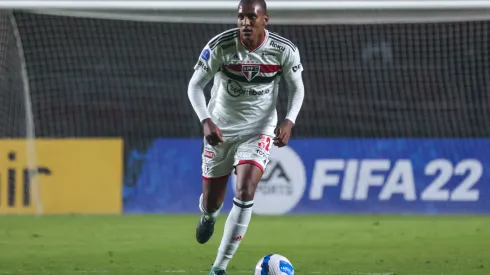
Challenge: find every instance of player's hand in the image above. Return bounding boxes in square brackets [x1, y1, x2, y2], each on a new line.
[273, 119, 294, 148]
[202, 118, 224, 146]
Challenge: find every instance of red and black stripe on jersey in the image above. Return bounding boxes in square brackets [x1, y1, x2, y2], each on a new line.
[221, 64, 282, 84]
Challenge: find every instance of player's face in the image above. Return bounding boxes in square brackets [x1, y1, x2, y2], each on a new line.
[237, 4, 268, 44]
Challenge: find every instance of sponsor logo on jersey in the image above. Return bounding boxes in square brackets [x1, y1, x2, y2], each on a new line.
[232, 145, 306, 215]
[197, 60, 209, 72]
[226, 80, 270, 97]
[256, 149, 269, 159]
[200, 49, 210, 60]
[221, 41, 236, 50]
[242, 65, 260, 81]
[292, 63, 302, 72]
[270, 40, 285, 52]
[204, 150, 215, 159]
[262, 52, 275, 57]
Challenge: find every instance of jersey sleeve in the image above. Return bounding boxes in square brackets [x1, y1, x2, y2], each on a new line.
[282, 46, 303, 78]
[193, 42, 223, 79]
[282, 46, 305, 124]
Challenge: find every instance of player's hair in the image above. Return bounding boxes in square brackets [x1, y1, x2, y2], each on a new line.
[238, 0, 267, 14]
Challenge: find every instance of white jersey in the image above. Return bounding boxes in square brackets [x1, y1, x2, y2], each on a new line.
[193, 28, 304, 136]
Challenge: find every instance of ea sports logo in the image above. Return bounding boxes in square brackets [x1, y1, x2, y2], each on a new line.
[232, 145, 306, 215]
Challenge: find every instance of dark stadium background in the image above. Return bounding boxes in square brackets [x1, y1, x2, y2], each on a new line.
[5, 13, 489, 140]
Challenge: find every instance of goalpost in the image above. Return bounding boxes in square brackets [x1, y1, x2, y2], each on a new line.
[0, 11, 41, 214]
[0, 1, 489, 214]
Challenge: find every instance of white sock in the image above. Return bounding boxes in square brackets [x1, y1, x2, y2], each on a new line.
[199, 193, 222, 221]
[213, 197, 254, 270]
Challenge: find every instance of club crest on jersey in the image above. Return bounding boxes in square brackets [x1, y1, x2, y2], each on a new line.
[242, 65, 260, 82]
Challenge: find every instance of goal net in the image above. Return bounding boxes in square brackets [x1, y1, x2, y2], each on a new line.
[0, 12, 28, 138]
[5, 12, 489, 140]
[0, 8, 489, 213]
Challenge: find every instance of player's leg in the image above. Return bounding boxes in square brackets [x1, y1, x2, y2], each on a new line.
[211, 164, 262, 272]
[196, 175, 229, 244]
[196, 138, 236, 244]
[211, 134, 271, 272]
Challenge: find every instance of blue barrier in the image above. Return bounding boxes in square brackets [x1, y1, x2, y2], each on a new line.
[123, 138, 490, 215]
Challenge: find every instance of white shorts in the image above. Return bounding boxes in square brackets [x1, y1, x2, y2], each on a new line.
[201, 134, 273, 180]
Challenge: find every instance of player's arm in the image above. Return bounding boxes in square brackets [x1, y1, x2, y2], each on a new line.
[273, 47, 305, 147]
[188, 43, 224, 146]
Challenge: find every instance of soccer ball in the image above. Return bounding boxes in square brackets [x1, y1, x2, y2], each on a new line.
[254, 254, 294, 275]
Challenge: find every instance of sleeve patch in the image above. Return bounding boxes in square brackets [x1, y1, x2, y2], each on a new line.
[200, 49, 211, 61]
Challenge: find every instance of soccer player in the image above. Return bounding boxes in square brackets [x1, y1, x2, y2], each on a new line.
[187, 0, 305, 274]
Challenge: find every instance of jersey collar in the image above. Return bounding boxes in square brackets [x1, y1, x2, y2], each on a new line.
[239, 29, 268, 53]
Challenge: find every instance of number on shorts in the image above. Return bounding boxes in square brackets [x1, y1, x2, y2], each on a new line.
[258, 134, 272, 152]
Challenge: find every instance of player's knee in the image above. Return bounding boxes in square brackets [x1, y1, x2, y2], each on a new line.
[235, 182, 256, 201]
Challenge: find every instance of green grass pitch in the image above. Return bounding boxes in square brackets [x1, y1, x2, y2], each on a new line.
[0, 214, 489, 275]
